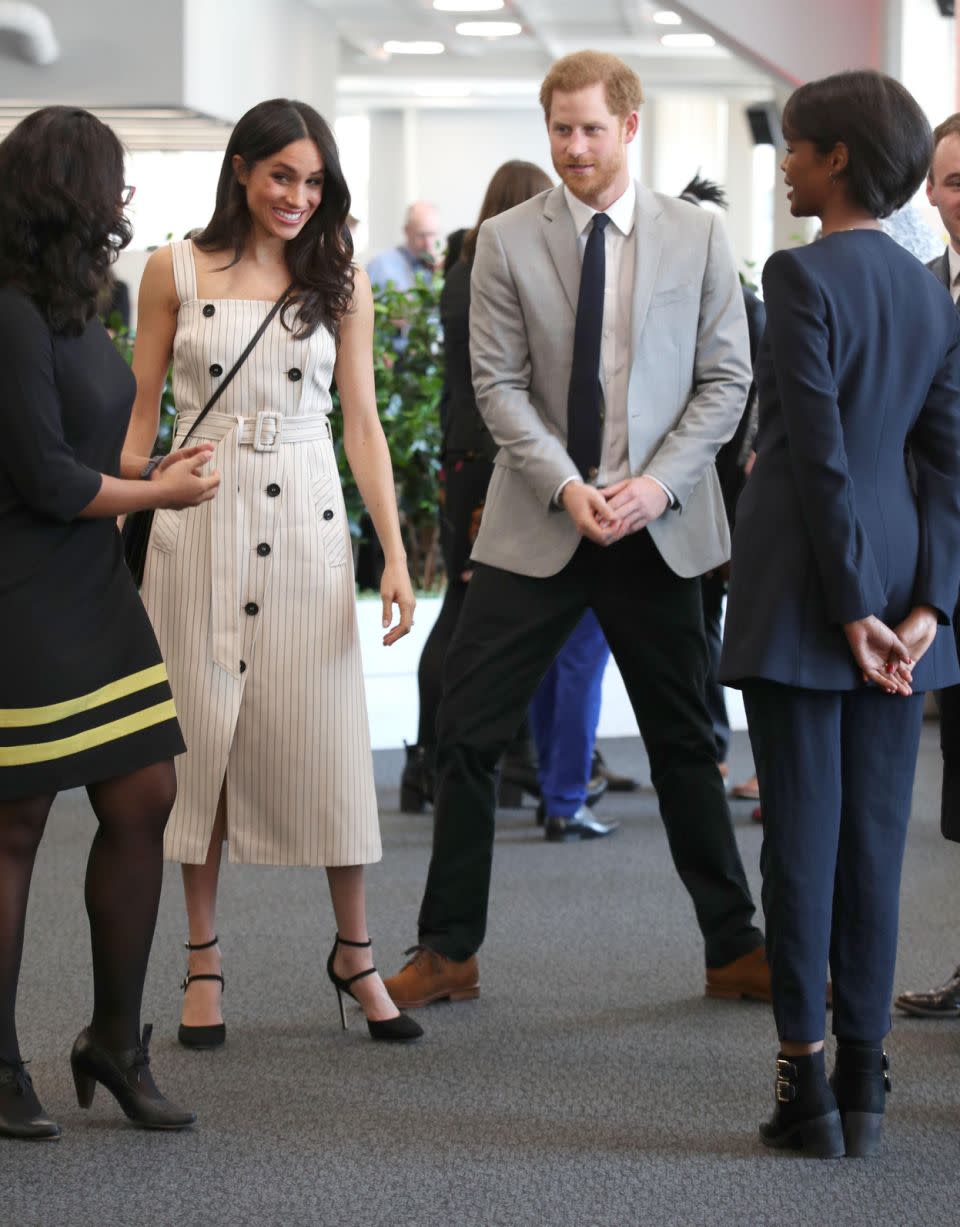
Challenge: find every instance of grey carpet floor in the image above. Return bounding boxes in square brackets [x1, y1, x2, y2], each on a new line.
[3, 729, 958, 1227]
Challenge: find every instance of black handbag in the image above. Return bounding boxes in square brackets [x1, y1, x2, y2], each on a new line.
[122, 286, 291, 584]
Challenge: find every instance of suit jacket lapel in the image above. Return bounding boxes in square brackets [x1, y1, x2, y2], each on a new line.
[939, 248, 951, 293]
[630, 185, 664, 348]
[542, 186, 580, 316]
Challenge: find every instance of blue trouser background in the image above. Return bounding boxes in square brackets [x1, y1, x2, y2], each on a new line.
[743, 681, 924, 1043]
[529, 609, 610, 818]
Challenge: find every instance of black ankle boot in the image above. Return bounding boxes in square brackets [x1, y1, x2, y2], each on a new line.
[759, 1050, 845, 1158]
[70, 1025, 196, 1130]
[400, 743, 434, 814]
[830, 1042, 890, 1158]
[0, 1059, 60, 1141]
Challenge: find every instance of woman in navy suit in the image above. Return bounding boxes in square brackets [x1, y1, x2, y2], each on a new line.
[721, 71, 960, 1158]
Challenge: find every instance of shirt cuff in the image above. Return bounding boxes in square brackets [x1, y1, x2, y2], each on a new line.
[553, 476, 581, 508]
[644, 474, 677, 509]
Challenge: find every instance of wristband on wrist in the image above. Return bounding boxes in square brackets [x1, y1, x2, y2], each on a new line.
[139, 455, 164, 481]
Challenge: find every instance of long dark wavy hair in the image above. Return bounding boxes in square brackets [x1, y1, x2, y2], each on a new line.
[461, 160, 553, 264]
[194, 99, 354, 338]
[0, 107, 131, 335]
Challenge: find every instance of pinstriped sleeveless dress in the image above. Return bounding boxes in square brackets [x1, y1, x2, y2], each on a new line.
[140, 241, 380, 866]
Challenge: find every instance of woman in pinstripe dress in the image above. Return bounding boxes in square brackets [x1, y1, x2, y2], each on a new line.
[126, 100, 422, 1045]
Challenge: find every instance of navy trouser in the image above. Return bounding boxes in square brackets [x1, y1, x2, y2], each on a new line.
[529, 609, 610, 817]
[743, 681, 924, 1042]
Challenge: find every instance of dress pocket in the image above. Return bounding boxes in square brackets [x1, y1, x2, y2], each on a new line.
[149, 508, 184, 555]
[311, 473, 348, 568]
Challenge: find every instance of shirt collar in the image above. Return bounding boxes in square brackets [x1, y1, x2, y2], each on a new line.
[563, 180, 636, 238]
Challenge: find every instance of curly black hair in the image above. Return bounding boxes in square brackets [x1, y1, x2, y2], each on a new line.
[194, 98, 354, 339]
[679, 173, 729, 210]
[0, 107, 132, 335]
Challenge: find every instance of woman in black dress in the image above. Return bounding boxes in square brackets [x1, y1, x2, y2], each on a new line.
[720, 72, 960, 1158]
[400, 161, 552, 810]
[0, 108, 219, 1139]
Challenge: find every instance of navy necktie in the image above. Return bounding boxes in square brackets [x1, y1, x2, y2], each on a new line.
[567, 212, 610, 480]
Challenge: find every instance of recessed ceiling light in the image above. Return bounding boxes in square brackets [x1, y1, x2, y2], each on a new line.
[434, 1, 504, 10]
[382, 40, 446, 54]
[455, 20, 522, 36]
[660, 32, 716, 48]
[652, 9, 683, 23]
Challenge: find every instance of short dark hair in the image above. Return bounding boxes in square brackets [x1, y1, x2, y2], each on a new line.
[461, 160, 553, 264]
[195, 98, 354, 339]
[782, 70, 931, 219]
[930, 112, 960, 180]
[0, 106, 131, 334]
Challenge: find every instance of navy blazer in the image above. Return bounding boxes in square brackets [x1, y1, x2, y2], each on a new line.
[720, 231, 960, 692]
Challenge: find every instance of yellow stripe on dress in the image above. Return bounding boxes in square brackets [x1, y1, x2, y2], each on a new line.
[0, 664, 169, 728]
[0, 700, 178, 767]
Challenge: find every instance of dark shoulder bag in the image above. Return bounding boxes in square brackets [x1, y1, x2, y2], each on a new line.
[122, 287, 291, 584]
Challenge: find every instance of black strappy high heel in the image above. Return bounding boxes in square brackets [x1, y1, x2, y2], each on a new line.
[178, 936, 225, 1050]
[326, 935, 423, 1042]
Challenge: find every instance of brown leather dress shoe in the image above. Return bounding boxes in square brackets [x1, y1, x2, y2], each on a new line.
[383, 946, 480, 1009]
[705, 945, 772, 1002]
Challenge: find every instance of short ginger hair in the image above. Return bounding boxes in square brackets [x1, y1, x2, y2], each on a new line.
[539, 50, 644, 122]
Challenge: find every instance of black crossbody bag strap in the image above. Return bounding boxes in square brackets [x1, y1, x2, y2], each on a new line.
[177, 285, 293, 450]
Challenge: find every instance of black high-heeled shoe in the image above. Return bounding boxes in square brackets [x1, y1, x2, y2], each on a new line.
[326, 935, 423, 1042]
[759, 1050, 845, 1158]
[400, 743, 434, 814]
[70, 1025, 196, 1130]
[830, 1042, 891, 1157]
[178, 935, 226, 1049]
[0, 1059, 60, 1141]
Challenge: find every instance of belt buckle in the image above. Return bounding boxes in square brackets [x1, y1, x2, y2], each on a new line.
[253, 410, 281, 452]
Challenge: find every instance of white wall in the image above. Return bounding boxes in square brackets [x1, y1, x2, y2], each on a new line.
[674, 0, 884, 85]
[183, 0, 337, 122]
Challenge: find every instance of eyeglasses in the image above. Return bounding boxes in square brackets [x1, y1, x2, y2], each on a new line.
[121, 185, 136, 206]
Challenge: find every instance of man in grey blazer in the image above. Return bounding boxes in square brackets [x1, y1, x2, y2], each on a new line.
[897, 112, 960, 1019]
[386, 50, 767, 1010]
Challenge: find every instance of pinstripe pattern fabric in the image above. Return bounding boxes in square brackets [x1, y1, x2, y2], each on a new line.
[140, 241, 381, 867]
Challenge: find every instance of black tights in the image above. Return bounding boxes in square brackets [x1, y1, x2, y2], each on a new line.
[0, 761, 175, 1064]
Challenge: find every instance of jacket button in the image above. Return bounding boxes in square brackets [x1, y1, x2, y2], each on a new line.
[202, 304, 216, 318]
[287, 367, 302, 382]
[209, 363, 223, 377]
[257, 542, 271, 557]
[266, 483, 281, 497]
[323, 509, 334, 521]
[587, 466, 599, 479]
[239, 660, 247, 674]
[244, 601, 259, 616]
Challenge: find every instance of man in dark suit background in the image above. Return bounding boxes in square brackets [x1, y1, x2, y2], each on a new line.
[896, 112, 960, 1019]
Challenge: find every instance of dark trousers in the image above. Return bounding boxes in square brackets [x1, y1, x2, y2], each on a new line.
[700, 571, 731, 762]
[530, 609, 610, 816]
[938, 679, 960, 843]
[416, 458, 493, 748]
[743, 681, 924, 1043]
[417, 531, 763, 964]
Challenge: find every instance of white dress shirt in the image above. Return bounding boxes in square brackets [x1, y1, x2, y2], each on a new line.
[948, 244, 960, 303]
[555, 182, 674, 507]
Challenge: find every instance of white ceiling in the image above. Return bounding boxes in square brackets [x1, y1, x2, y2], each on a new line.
[311, 0, 775, 109]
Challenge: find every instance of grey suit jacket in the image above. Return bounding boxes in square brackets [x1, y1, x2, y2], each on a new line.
[468, 182, 751, 579]
[928, 248, 951, 291]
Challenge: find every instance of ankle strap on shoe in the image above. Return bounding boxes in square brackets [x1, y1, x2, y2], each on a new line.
[775, 1058, 798, 1103]
[184, 936, 219, 951]
[335, 934, 372, 949]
